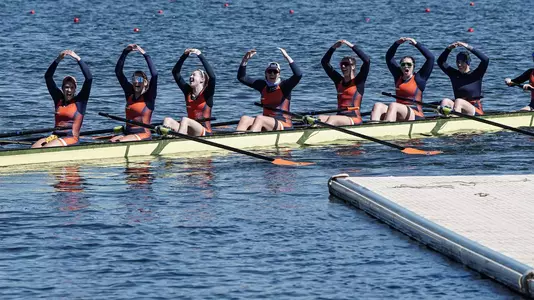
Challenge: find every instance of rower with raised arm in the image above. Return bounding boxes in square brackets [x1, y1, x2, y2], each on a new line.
[504, 52, 534, 111]
[111, 44, 158, 142]
[438, 41, 489, 115]
[161, 48, 215, 136]
[32, 50, 93, 148]
[319, 39, 370, 125]
[371, 37, 434, 122]
[236, 48, 302, 132]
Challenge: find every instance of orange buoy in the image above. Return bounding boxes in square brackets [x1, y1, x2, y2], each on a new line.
[134, 28, 140, 32]
[425, 8, 431, 13]
[74, 17, 79, 23]
[289, 9, 294, 14]
[467, 27, 474, 32]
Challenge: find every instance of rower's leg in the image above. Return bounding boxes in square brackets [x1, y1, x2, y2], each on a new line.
[370, 103, 388, 121]
[236, 116, 255, 131]
[163, 117, 181, 131]
[520, 106, 534, 111]
[250, 115, 277, 132]
[453, 98, 476, 116]
[317, 115, 330, 122]
[178, 117, 205, 136]
[325, 115, 354, 126]
[31, 137, 47, 148]
[385, 103, 414, 121]
[440, 98, 454, 108]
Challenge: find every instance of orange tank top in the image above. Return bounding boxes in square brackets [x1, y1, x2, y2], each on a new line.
[186, 91, 212, 133]
[396, 75, 423, 114]
[337, 79, 361, 118]
[261, 85, 291, 124]
[126, 94, 152, 134]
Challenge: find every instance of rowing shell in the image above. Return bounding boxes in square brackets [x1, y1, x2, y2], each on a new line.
[1, 111, 533, 168]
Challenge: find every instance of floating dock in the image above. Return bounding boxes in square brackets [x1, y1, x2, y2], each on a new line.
[328, 174, 534, 297]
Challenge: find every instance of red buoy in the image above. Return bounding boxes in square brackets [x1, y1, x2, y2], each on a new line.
[134, 28, 140, 32]
[158, 10, 163, 14]
[470, 2, 475, 6]
[224, 2, 229, 7]
[30, 10, 35, 14]
[425, 8, 431, 13]
[73, 17, 79, 23]
[467, 27, 474, 32]
[365, 17, 370, 22]
[289, 9, 294, 14]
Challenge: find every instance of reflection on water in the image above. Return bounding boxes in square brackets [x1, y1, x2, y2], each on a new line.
[50, 165, 89, 211]
[124, 160, 155, 191]
[166, 157, 216, 198]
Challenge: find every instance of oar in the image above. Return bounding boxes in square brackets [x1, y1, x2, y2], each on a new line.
[254, 102, 441, 155]
[381, 92, 534, 137]
[98, 112, 313, 166]
[0, 139, 33, 145]
[0, 126, 71, 139]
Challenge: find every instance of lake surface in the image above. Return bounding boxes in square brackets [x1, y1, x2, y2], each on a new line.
[1, 0, 533, 298]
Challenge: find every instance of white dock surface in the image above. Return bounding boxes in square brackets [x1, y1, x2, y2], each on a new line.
[328, 174, 534, 296]
[348, 175, 534, 266]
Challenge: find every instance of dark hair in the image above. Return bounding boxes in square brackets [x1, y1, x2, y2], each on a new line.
[62, 76, 77, 88]
[456, 51, 471, 65]
[340, 56, 356, 65]
[400, 56, 416, 67]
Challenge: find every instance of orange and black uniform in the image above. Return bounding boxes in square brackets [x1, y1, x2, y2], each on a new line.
[510, 68, 534, 109]
[386, 41, 434, 119]
[237, 62, 302, 129]
[321, 45, 370, 125]
[438, 47, 489, 115]
[172, 53, 216, 135]
[45, 58, 92, 145]
[115, 49, 158, 140]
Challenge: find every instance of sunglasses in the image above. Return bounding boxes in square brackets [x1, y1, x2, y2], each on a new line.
[132, 76, 145, 83]
[266, 69, 279, 74]
[400, 62, 413, 68]
[340, 62, 353, 67]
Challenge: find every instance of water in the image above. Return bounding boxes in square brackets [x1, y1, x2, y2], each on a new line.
[1, 0, 533, 298]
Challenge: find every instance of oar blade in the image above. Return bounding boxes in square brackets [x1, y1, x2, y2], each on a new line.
[401, 147, 442, 155]
[271, 158, 315, 166]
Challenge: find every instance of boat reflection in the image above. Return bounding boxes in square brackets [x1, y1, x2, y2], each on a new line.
[125, 160, 155, 191]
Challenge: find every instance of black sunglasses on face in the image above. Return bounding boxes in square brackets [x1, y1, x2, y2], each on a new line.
[400, 62, 413, 68]
[340, 62, 353, 68]
[266, 69, 279, 74]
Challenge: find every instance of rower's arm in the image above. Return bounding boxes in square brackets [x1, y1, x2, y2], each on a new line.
[115, 49, 132, 93]
[198, 53, 216, 101]
[437, 48, 454, 74]
[76, 59, 93, 102]
[511, 68, 534, 84]
[415, 43, 434, 81]
[143, 52, 158, 100]
[237, 64, 265, 92]
[44, 59, 62, 105]
[321, 47, 342, 83]
[469, 47, 489, 76]
[172, 53, 191, 94]
[386, 41, 401, 79]
[281, 62, 303, 93]
[353, 45, 371, 84]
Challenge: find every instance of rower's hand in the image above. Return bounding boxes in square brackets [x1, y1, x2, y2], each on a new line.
[278, 47, 293, 63]
[332, 40, 343, 49]
[302, 115, 316, 126]
[341, 40, 354, 48]
[456, 41, 469, 48]
[524, 84, 534, 91]
[65, 50, 81, 61]
[57, 50, 68, 61]
[437, 105, 452, 116]
[136, 45, 146, 55]
[125, 44, 136, 51]
[242, 49, 256, 61]
[405, 37, 417, 45]
[504, 78, 513, 86]
[447, 42, 459, 50]
[189, 48, 201, 56]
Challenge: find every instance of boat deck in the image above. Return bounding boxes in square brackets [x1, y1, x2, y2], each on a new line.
[328, 174, 534, 298]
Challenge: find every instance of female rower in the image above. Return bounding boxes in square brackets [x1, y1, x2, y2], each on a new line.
[370, 37, 434, 122]
[236, 48, 302, 132]
[32, 50, 93, 148]
[319, 39, 370, 125]
[504, 52, 534, 111]
[161, 48, 215, 136]
[111, 44, 158, 142]
[438, 41, 489, 115]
